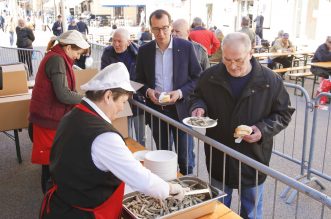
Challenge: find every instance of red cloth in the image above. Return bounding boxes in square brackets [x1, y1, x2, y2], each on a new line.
[189, 28, 220, 55]
[318, 78, 331, 104]
[29, 44, 76, 129]
[74, 182, 125, 219]
[31, 124, 56, 164]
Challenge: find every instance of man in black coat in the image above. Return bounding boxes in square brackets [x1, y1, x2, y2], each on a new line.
[77, 17, 89, 35]
[189, 32, 294, 219]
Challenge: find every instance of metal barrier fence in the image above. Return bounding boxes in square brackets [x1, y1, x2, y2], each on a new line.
[129, 99, 331, 218]
[0, 43, 104, 76]
[0, 46, 44, 78]
[2, 42, 331, 212]
[273, 82, 312, 172]
[90, 42, 106, 70]
[308, 92, 331, 185]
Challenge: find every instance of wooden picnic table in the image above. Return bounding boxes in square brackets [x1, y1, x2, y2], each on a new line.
[309, 62, 331, 69]
[124, 138, 242, 219]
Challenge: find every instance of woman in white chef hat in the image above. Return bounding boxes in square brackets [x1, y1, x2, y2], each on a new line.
[40, 62, 188, 219]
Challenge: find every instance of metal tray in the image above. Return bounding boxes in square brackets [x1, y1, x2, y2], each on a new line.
[122, 176, 226, 219]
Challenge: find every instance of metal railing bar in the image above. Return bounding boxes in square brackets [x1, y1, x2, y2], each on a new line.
[131, 100, 331, 208]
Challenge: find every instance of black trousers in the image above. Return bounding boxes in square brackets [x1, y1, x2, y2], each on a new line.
[255, 27, 263, 39]
[268, 56, 293, 69]
[145, 105, 194, 175]
[18, 49, 33, 76]
[29, 123, 51, 194]
[41, 165, 51, 194]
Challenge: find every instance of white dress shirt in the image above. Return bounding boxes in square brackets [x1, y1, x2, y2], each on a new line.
[82, 97, 170, 199]
[155, 37, 174, 93]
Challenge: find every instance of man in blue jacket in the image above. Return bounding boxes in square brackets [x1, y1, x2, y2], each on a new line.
[52, 15, 63, 36]
[136, 9, 202, 175]
[77, 17, 89, 35]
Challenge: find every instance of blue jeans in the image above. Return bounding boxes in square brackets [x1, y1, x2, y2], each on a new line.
[128, 115, 145, 146]
[212, 178, 264, 219]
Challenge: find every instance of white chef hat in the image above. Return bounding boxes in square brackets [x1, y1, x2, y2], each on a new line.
[81, 62, 135, 92]
[58, 30, 90, 49]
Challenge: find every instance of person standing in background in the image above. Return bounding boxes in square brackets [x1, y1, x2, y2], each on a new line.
[16, 18, 35, 76]
[239, 16, 256, 47]
[189, 17, 220, 56]
[254, 14, 264, 39]
[209, 29, 224, 63]
[172, 18, 209, 70]
[0, 14, 5, 32]
[68, 18, 78, 31]
[139, 9, 145, 26]
[77, 17, 89, 35]
[139, 26, 153, 45]
[6, 16, 15, 46]
[52, 15, 63, 36]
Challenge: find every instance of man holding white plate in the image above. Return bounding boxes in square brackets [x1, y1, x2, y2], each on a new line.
[189, 32, 294, 219]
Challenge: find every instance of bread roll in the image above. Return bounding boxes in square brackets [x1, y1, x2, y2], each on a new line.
[159, 93, 171, 103]
[234, 125, 253, 138]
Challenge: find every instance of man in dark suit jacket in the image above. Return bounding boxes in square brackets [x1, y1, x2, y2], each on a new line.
[136, 9, 202, 175]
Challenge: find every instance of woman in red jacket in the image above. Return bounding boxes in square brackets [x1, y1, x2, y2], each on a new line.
[29, 30, 90, 193]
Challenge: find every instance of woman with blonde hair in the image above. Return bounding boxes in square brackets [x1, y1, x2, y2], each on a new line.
[29, 30, 90, 193]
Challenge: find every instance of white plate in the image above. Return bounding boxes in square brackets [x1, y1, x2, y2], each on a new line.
[182, 117, 218, 129]
[133, 150, 149, 162]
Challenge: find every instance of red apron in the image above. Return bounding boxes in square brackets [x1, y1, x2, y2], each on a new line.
[40, 103, 125, 219]
[31, 124, 57, 164]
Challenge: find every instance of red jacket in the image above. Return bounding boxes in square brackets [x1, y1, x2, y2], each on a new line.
[29, 44, 76, 129]
[189, 27, 220, 55]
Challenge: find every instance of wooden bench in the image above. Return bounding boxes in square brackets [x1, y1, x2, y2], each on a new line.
[273, 65, 311, 74]
[273, 66, 318, 95]
[287, 71, 317, 94]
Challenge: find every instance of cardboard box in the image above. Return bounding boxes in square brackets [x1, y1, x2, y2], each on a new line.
[0, 63, 28, 97]
[74, 68, 98, 94]
[0, 93, 31, 131]
[74, 68, 142, 138]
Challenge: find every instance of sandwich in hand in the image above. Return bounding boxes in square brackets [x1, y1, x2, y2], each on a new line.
[159, 92, 171, 103]
[234, 125, 253, 143]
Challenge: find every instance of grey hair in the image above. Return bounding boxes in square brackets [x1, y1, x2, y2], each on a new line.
[192, 17, 203, 27]
[241, 16, 250, 27]
[17, 18, 26, 28]
[113, 28, 130, 40]
[222, 32, 252, 52]
[173, 19, 189, 29]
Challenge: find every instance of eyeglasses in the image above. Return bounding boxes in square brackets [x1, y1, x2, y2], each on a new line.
[151, 26, 170, 34]
[222, 53, 250, 67]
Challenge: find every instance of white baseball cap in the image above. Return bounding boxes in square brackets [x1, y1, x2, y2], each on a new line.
[81, 62, 136, 92]
[58, 30, 90, 49]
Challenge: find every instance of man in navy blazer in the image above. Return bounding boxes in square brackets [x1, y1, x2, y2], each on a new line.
[136, 9, 202, 175]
